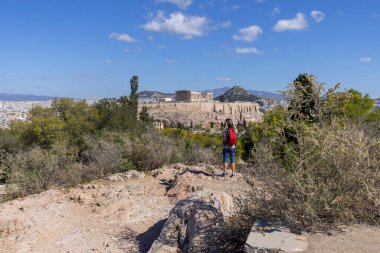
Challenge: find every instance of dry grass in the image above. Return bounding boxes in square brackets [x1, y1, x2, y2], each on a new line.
[245, 122, 380, 230]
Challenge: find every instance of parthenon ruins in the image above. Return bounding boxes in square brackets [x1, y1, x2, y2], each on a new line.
[176, 90, 213, 102]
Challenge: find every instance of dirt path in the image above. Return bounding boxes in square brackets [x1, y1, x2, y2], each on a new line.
[0, 172, 173, 253]
[308, 226, 380, 253]
[0, 164, 248, 253]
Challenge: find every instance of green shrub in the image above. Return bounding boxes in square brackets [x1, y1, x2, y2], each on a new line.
[81, 137, 124, 179]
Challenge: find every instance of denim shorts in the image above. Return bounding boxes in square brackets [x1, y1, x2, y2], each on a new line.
[223, 147, 236, 163]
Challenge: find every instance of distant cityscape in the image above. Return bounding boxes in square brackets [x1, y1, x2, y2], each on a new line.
[0, 101, 51, 128]
[0, 99, 98, 129]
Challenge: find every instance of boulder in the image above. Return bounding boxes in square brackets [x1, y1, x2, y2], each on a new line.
[149, 198, 224, 253]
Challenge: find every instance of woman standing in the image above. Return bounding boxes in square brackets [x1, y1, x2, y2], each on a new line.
[222, 119, 238, 177]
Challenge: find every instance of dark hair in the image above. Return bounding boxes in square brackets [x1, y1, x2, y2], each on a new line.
[226, 118, 234, 129]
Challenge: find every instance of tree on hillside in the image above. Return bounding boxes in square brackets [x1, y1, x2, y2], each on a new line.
[11, 99, 99, 149]
[325, 89, 374, 120]
[139, 106, 151, 123]
[96, 75, 140, 132]
[286, 73, 339, 123]
[129, 76, 139, 120]
[11, 107, 66, 148]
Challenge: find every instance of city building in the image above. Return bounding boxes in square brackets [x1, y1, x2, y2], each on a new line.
[153, 120, 164, 130]
[161, 97, 174, 102]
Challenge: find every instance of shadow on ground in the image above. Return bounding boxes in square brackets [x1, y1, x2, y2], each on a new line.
[120, 218, 167, 253]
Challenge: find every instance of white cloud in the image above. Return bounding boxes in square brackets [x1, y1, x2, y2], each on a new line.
[143, 12, 208, 39]
[165, 58, 176, 64]
[147, 36, 154, 40]
[271, 6, 280, 16]
[109, 33, 138, 43]
[233, 25, 262, 42]
[104, 59, 112, 64]
[359, 57, 372, 63]
[157, 45, 166, 50]
[216, 77, 231, 81]
[155, 0, 192, 10]
[235, 47, 262, 54]
[273, 13, 308, 32]
[311, 10, 326, 23]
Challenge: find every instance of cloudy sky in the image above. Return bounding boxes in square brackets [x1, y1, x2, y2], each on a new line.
[0, 0, 379, 98]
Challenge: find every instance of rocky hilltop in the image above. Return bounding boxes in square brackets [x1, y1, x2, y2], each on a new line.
[215, 86, 260, 103]
[0, 164, 248, 252]
[0, 164, 379, 253]
[142, 101, 262, 129]
[138, 87, 284, 101]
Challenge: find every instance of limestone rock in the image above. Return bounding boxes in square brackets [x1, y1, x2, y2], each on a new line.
[106, 170, 145, 181]
[244, 220, 309, 253]
[149, 166, 244, 253]
[149, 198, 224, 253]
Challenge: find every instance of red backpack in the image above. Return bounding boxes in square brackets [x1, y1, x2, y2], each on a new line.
[227, 128, 237, 147]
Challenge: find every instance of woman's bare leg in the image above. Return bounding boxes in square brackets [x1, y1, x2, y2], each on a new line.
[223, 163, 228, 174]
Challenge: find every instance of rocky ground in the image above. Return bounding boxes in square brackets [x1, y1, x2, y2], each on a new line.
[0, 164, 379, 253]
[0, 164, 248, 253]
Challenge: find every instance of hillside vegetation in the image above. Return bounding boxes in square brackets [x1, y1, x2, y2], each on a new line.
[0, 76, 218, 199]
[0, 74, 379, 234]
[239, 74, 380, 231]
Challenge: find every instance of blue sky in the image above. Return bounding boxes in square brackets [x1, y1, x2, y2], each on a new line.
[0, 0, 379, 98]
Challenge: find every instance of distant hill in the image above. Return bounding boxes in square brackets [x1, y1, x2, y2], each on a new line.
[0, 93, 55, 101]
[138, 91, 175, 99]
[214, 85, 260, 102]
[204, 87, 284, 100]
[138, 87, 284, 101]
[248, 89, 284, 100]
[202, 87, 230, 97]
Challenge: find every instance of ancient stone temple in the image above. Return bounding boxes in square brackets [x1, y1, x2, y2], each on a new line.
[176, 90, 213, 102]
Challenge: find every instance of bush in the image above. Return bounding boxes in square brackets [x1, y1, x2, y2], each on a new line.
[81, 137, 124, 179]
[162, 128, 231, 164]
[131, 131, 174, 171]
[0, 129, 18, 152]
[2, 136, 126, 198]
[3, 144, 79, 197]
[245, 122, 380, 230]
[130, 130, 220, 171]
